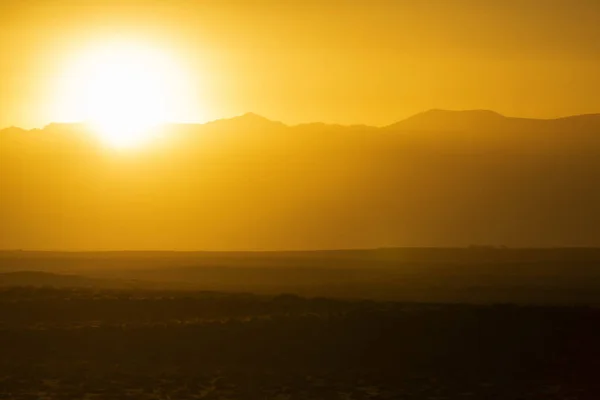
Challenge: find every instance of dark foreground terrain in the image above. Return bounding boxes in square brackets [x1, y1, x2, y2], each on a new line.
[1, 249, 600, 399]
[1, 287, 599, 399]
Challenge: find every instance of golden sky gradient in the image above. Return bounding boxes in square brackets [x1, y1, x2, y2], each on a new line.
[2, 0, 599, 129]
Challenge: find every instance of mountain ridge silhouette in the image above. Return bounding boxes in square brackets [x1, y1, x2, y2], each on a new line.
[1, 108, 599, 250]
[3, 109, 599, 134]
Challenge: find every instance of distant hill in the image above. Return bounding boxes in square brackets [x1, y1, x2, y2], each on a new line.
[1, 110, 599, 250]
[0, 271, 101, 287]
[1, 249, 600, 303]
[0, 270, 168, 289]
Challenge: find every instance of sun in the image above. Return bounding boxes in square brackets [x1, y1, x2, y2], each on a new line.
[60, 41, 188, 148]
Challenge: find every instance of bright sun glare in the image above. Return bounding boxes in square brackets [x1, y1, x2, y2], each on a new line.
[61, 42, 188, 148]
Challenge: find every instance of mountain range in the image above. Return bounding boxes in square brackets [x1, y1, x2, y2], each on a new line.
[1, 110, 599, 250]
[4, 109, 600, 134]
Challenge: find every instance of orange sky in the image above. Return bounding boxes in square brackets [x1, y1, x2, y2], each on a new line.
[2, 0, 599, 129]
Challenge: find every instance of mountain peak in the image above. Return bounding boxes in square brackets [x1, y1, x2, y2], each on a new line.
[239, 112, 267, 120]
[387, 109, 507, 132]
[203, 113, 287, 130]
[233, 112, 282, 124]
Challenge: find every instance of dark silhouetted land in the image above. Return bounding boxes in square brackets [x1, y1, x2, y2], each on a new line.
[1, 286, 599, 399]
[2, 248, 600, 304]
[1, 249, 600, 398]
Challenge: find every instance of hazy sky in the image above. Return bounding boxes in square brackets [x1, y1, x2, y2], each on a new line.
[2, 0, 599, 129]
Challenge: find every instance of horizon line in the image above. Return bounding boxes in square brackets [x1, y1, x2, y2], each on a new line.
[3, 109, 600, 132]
